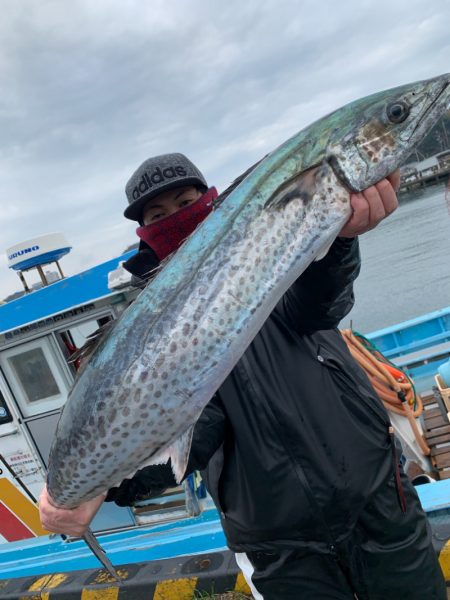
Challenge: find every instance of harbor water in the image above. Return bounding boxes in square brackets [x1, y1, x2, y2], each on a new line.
[341, 182, 450, 334]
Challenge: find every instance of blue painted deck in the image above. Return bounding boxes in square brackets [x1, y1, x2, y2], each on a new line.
[0, 250, 136, 335]
[0, 504, 226, 579]
[0, 482, 448, 580]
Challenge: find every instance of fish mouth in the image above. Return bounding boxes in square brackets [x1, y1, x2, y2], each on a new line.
[406, 78, 450, 142]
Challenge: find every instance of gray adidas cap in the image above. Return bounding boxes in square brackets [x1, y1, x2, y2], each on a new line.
[124, 153, 208, 221]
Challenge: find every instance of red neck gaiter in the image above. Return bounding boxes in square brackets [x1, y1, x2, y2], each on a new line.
[136, 187, 218, 261]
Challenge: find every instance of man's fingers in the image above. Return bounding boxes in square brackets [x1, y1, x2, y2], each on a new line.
[339, 193, 369, 238]
[339, 173, 399, 238]
[386, 168, 401, 193]
[375, 178, 398, 216]
[361, 185, 386, 230]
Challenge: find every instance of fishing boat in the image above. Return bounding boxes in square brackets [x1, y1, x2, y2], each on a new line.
[0, 236, 449, 598]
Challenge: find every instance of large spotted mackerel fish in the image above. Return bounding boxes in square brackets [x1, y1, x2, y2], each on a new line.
[48, 74, 450, 509]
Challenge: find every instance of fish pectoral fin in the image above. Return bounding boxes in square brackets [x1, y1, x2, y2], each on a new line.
[166, 425, 196, 483]
[265, 164, 321, 210]
[141, 424, 196, 484]
[314, 240, 334, 261]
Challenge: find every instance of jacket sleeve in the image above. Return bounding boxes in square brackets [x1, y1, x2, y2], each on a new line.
[105, 394, 227, 507]
[280, 236, 360, 333]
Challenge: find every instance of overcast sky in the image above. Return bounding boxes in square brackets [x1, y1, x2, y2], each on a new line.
[0, 0, 449, 299]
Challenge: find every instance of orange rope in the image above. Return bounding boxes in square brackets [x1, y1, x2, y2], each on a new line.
[340, 329, 430, 456]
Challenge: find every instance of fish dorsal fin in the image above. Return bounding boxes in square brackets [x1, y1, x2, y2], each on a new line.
[69, 320, 115, 379]
[213, 155, 267, 209]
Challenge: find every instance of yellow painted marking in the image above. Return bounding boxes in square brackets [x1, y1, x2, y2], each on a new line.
[28, 575, 54, 591]
[439, 540, 450, 581]
[27, 573, 68, 600]
[0, 479, 48, 535]
[44, 573, 68, 588]
[234, 572, 252, 594]
[93, 568, 128, 584]
[154, 577, 198, 600]
[81, 587, 119, 600]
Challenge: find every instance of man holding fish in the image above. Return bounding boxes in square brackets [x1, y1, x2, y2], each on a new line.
[41, 154, 445, 598]
[40, 74, 450, 598]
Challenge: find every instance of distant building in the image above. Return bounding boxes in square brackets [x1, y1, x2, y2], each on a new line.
[436, 149, 450, 170]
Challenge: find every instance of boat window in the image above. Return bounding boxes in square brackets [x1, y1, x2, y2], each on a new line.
[7, 348, 60, 402]
[0, 389, 13, 425]
[0, 337, 71, 417]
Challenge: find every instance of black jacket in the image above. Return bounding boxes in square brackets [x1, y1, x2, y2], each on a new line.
[108, 237, 395, 553]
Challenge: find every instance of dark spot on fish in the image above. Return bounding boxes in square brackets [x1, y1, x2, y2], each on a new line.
[140, 371, 148, 383]
[122, 432, 129, 438]
[90, 459, 97, 465]
[170, 342, 177, 353]
[162, 372, 168, 380]
[112, 427, 120, 435]
[112, 441, 121, 447]
[122, 407, 131, 416]
[131, 421, 142, 429]
[155, 356, 165, 368]
[155, 391, 162, 398]
[88, 442, 95, 452]
[141, 412, 149, 419]
[182, 323, 190, 335]
[100, 443, 108, 449]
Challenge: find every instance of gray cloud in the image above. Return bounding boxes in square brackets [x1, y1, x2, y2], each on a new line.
[1, 0, 449, 298]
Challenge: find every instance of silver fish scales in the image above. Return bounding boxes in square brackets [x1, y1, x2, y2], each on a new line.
[48, 73, 450, 508]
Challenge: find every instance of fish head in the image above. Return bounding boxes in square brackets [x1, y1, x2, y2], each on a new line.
[327, 73, 450, 191]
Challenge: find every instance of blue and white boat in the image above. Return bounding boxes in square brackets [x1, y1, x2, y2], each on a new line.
[0, 235, 449, 598]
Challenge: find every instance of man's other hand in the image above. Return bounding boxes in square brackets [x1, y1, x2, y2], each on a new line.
[339, 169, 400, 238]
[39, 485, 106, 537]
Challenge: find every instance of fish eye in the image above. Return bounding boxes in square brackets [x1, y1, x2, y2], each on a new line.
[386, 101, 410, 124]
